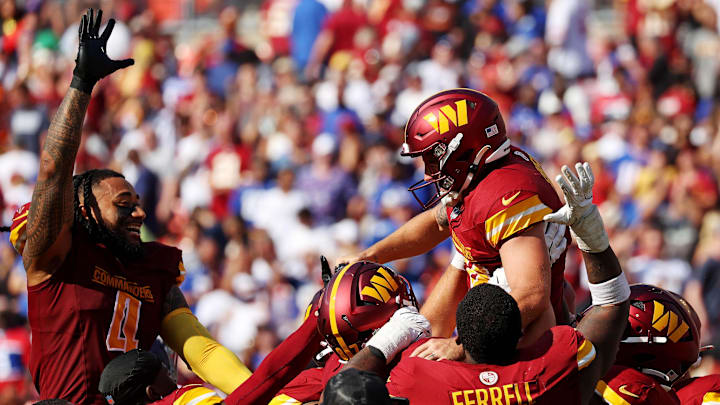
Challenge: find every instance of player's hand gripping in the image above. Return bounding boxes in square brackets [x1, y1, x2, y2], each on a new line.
[366, 306, 431, 363]
[543, 162, 609, 253]
[70, 9, 134, 94]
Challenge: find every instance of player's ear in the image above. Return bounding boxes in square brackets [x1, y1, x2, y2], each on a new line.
[146, 385, 161, 401]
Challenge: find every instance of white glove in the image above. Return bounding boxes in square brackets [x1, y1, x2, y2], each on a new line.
[543, 162, 609, 253]
[544, 222, 567, 265]
[366, 306, 431, 363]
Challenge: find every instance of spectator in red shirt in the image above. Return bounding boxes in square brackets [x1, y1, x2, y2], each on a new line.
[305, 0, 368, 78]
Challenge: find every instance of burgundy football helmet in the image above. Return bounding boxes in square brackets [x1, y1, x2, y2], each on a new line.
[401, 88, 511, 209]
[316, 261, 417, 361]
[615, 284, 701, 384]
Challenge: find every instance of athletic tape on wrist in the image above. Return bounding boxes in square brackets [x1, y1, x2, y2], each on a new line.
[450, 251, 465, 270]
[589, 273, 630, 306]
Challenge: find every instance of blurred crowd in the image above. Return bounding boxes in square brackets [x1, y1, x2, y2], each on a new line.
[3, 0, 720, 400]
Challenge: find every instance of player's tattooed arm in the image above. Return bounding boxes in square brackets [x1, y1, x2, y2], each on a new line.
[23, 89, 90, 276]
[163, 285, 190, 315]
[434, 203, 449, 230]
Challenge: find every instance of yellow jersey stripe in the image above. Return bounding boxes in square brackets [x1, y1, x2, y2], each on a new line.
[499, 208, 552, 242]
[486, 195, 544, 234]
[486, 206, 552, 247]
[269, 394, 303, 404]
[12, 210, 29, 221]
[9, 218, 28, 246]
[485, 195, 550, 244]
[595, 381, 632, 405]
[703, 392, 720, 404]
[174, 387, 222, 405]
[577, 339, 596, 371]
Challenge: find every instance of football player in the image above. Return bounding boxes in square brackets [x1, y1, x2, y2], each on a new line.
[99, 349, 223, 405]
[590, 284, 698, 405]
[22, 10, 250, 404]
[338, 89, 570, 355]
[339, 162, 631, 404]
[268, 261, 426, 404]
[597, 285, 716, 405]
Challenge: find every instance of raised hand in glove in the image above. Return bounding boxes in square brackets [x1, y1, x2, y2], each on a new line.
[543, 162, 609, 253]
[70, 9, 134, 94]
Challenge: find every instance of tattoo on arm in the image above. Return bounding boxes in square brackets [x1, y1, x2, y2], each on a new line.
[24, 88, 91, 269]
[434, 204, 449, 228]
[163, 285, 190, 316]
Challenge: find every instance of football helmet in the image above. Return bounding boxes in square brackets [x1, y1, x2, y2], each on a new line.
[615, 284, 701, 384]
[316, 261, 417, 361]
[401, 88, 511, 209]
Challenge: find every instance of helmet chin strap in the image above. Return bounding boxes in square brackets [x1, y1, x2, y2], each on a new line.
[441, 145, 491, 207]
[640, 368, 678, 384]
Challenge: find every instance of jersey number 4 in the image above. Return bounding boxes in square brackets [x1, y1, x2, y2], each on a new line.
[106, 291, 141, 352]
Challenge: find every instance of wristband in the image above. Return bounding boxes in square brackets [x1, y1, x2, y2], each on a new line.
[70, 75, 95, 94]
[589, 273, 630, 306]
[450, 251, 465, 270]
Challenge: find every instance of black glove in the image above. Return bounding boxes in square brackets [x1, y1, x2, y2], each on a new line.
[70, 9, 134, 94]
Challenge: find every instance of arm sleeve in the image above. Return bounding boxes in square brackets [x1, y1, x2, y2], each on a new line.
[160, 308, 252, 394]
[224, 311, 323, 405]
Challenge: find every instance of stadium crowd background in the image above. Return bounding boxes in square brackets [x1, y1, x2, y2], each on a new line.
[3, 0, 720, 401]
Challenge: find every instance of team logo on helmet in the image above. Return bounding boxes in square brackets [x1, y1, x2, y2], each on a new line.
[317, 262, 418, 361]
[360, 268, 400, 304]
[650, 301, 690, 343]
[422, 100, 469, 134]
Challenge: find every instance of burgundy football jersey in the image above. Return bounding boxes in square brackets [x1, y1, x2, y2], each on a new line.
[675, 374, 720, 405]
[28, 228, 183, 404]
[271, 355, 344, 404]
[595, 366, 680, 405]
[446, 147, 568, 317]
[387, 326, 594, 404]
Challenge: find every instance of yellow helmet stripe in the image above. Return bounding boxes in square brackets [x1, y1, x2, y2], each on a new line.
[329, 263, 353, 360]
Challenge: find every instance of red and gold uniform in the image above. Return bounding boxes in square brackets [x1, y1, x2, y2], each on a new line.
[270, 355, 344, 404]
[150, 384, 222, 405]
[675, 374, 720, 405]
[28, 228, 184, 404]
[595, 366, 680, 405]
[447, 147, 568, 316]
[386, 326, 595, 405]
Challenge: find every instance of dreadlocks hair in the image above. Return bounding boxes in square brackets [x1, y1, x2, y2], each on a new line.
[73, 169, 144, 260]
[0, 226, 10, 232]
[456, 284, 523, 365]
[73, 169, 125, 235]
